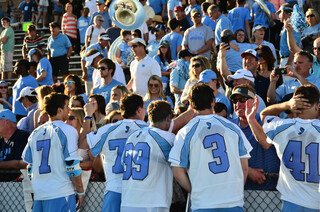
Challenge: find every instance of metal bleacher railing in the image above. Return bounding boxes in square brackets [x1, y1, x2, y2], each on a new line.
[0, 170, 282, 212]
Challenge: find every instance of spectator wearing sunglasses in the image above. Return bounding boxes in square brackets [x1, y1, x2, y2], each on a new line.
[0, 80, 12, 110]
[301, 9, 320, 53]
[64, 74, 88, 103]
[88, 0, 111, 31]
[229, 84, 280, 191]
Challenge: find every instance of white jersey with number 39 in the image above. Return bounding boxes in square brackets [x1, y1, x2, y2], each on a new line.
[263, 116, 320, 210]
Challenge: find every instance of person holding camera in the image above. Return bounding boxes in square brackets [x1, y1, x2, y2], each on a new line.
[267, 51, 320, 105]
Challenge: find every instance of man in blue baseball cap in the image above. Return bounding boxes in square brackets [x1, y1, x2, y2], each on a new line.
[199, 69, 231, 114]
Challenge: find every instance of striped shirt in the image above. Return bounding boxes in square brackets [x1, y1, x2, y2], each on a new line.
[23, 35, 46, 52]
[62, 13, 77, 39]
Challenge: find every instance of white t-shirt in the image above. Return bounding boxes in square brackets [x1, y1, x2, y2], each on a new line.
[169, 114, 252, 210]
[87, 119, 148, 194]
[130, 55, 161, 96]
[263, 116, 320, 210]
[85, 25, 105, 46]
[85, 0, 98, 17]
[22, 121, 80, 200]
[121, 127, 175, 209]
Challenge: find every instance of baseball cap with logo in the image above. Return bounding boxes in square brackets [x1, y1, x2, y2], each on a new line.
[240, 49, 259, 60]
[0, 109, 16, 123]
[17, 87, 37, 101]
[199, 70, 217, 83]
[191, 8, 201, 17]
[227, 69, 255, 83]
[230, 86, 255, 100]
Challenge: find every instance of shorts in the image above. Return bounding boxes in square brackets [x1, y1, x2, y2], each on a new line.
[53, 11, 63, 16]
[50, 54, 69, 77]
[38, 6, 48, 12]
[33, 194, 76, 212]
[191, 207, 244, 212]
[282, 200, 319, 212]
[101, 191, 121, 212]
[1, 51, 13, 72]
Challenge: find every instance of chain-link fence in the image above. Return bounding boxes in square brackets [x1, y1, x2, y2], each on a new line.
[0, 170, 282, 212]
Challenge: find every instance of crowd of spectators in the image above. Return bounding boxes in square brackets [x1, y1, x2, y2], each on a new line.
[0, 0, 319, 211]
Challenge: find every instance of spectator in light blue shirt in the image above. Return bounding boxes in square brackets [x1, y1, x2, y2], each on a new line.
[228, 0, 251, 40]
[201, 2, 215, 31]
[185, 0, 202, 26]
[92, 58, 123, 104]
[251, 0, 276, 29]
[78, 7, 91, 45]
[148, 0, 166, 16]
[167, 0, 181, 20]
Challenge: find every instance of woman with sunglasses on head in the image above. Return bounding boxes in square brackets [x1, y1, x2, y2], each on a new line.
[144, 75, 174, 119]
[0, 80, 12, 110]
[301, 9, 320, 52]
[28, 48, 54, 86]
[66, 107, 94, 197]
[180, 55, 211, 105]
[64, 74, 88, 103]
[255, 45, 283, 105]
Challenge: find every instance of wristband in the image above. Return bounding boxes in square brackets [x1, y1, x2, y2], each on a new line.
[76, 191, 85, 196]
[84, 116, 92, 120]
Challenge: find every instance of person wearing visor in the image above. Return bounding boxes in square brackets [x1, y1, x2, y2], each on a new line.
[28, 48, 53, 86]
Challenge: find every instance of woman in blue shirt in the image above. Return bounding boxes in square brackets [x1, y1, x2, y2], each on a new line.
[0, 80, 12, 110]
[302, 9, 320, 52]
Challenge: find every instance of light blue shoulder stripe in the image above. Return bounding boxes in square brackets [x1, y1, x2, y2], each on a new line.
[180, 120, 199, 168]
[24, 145, 33, 164]
[216, 117, 247, 157]
[266, 122, 295, 141]
[53, 125, 69, 159]
[90, 125, 119, 157]
[311, 123, 320, 133]
[149, 130, 172, 160]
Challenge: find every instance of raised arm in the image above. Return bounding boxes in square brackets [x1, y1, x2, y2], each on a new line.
[218, 43, 232, 82]
[284, 20, 302, 54]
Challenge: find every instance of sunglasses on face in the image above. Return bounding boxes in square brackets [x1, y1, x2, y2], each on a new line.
[65, 81, 75, 85]
[192, 63, 201, 68]
[132, 44, 141, 48]
[0, 86, 7, 89]
[314, 47, 320, 51]
[98, 66, 108, 71]
[232, 97, 251, 104]
[307, 14, 315, 18]
[148, 83, 160, 88]
[68, 115, 76, 121]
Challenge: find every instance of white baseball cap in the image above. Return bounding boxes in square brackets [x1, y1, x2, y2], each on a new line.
[227, 69, 255, 83]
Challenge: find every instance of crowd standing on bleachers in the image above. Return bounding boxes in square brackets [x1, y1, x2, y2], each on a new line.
[0, 0, 319, 211]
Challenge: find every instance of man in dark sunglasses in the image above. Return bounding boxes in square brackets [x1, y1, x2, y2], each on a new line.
[229, 84, 280, 191]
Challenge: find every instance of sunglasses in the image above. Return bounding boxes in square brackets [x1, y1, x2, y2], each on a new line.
[96, 3, 103, 6]
[148, 83, 160, 88]
[313, 47, 320, 51]
[132, 44, 142, 48]
[65, 81, 75, 85]
[98, 66, 108, 71]
[192, 63, 201, 68]
[99, 20, 104, 22]
[307, 14, 315, 18]
[232, 97, 250, 104]
[68, 115, 76, 121]
[132, 33, 138, 37]
[0, 86, 8, 89]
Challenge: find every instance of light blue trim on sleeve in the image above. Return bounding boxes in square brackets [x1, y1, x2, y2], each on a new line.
[149, 130, 172, 160]
[24, 145, 33, 164]
[180, 121, 199, 168]
[266, 123, 295, 141]
[90, 125, 119, 157]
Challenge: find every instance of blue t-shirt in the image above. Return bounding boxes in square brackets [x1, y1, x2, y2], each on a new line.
[170, 59, 190, 106]
[228, 7, 251, 35]
[53, 0, 62, 13]
[230, 114, 280, 190]
[147, 40, 160, 59]
[148, 0, 166, 14]
[37, 57, 53, 86]
[302, 23, 320, 37]
[215, 14, 233, 46]
[154, 55, 170, 84]
[202, 15, 215, 31]
[160, 32, 183, 61]
[119, 41, 133, 65]
[18, 1, 36, 22]
[47, 33, 72, 57]
[185, 4, 202, 26]
[280, 28, 301, 57]
[2, 96, 12, 110]
[12, 75, 38, 116]
[78, 16, 91, 44]
[215, 93, 231, 115]
[90, 11, 111, 30]
[251, 1, 275, 28]
[92, 79, 123, 104]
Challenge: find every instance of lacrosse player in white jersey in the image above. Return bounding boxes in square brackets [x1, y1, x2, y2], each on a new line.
[85, 93, 148, 212]
[22, 93, 84, 212]
[246, 84, 320, 211]
[169, 83, 252, 211]
[121, 100, 175, 212]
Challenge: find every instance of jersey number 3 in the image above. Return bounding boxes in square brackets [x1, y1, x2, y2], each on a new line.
[203, 134, 230, 174]
[123, 142, 150, 180]
[37, 139, 51, 174]
[283, 141, 319, 183]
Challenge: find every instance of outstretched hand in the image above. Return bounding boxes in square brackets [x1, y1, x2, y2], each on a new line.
[245, 96, 259, 122]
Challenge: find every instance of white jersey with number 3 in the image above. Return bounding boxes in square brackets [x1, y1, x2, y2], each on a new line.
[169, 114, 252, 210]
[121, 127, 175, 210]
[263, 116, 320, 210]
[87, 119, 148, 194]
[22, 121, 80, 200]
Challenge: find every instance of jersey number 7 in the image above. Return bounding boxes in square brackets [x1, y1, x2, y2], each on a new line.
[37, 139, 51, 174]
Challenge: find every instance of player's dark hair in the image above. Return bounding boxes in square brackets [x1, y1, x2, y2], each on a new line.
[168, 18, 179, 31]
[190, 83, 214, 111]
[148, 100, 173, 123]
[214, 102, 228, 114]
[98, 58, 116, 77]
[44, 93, 69, 117]
[294, 85, 320, 106]
[120, 93, 144, 119]
[89, 94, 106, 115]
[294, 50, 313, 63]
